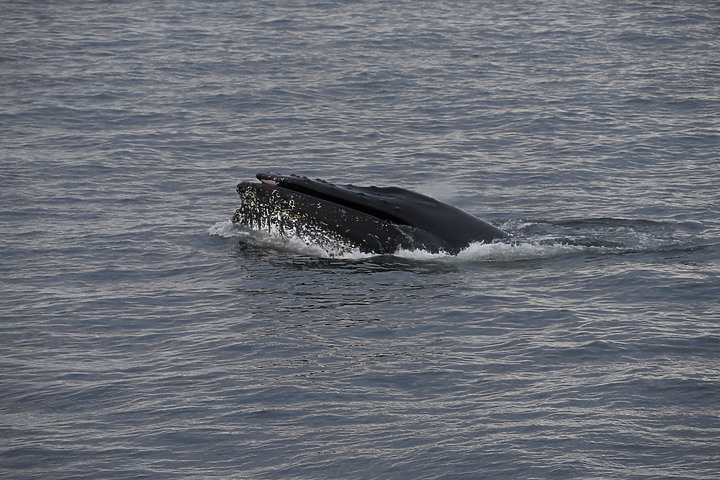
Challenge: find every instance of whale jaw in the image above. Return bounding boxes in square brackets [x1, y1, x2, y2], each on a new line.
[233, 181, 416, 255]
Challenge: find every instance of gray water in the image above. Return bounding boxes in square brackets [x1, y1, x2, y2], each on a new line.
[1, 1, 719, 478]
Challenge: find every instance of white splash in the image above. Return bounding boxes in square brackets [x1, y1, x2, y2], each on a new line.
[395, 241, 590, 263]
[210, 217, 674, 263]
[208, 219, 242, 238]
[209, 218, 373, 259]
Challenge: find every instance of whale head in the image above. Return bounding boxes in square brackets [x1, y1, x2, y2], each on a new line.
[232, 173, 509, 255]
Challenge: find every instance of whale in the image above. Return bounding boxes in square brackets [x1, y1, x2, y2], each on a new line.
[232, 173, 510, 255]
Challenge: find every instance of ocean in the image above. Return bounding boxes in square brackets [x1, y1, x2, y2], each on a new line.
[1, 1, 719, 478]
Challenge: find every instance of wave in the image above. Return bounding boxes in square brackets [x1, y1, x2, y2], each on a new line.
[209, 217, 702, 263]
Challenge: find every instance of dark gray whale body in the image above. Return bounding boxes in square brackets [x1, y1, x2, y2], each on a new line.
[232, 173, 510, 255]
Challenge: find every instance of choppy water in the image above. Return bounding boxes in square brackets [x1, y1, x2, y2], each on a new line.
[2, 0, 719, 478]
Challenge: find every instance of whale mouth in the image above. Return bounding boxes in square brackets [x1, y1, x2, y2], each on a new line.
[252, 173, 410, 226]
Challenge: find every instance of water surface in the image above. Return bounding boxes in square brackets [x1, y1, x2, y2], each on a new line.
[1, 1, 719, 478]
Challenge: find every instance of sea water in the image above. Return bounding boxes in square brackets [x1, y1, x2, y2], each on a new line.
[1, 1, 719, 478]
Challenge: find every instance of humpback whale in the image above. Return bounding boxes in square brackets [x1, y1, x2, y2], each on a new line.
[232, 173, 510, 255]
